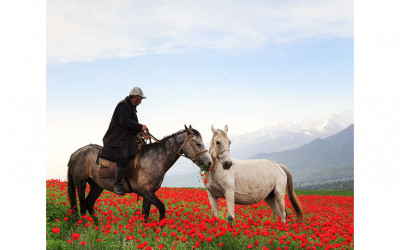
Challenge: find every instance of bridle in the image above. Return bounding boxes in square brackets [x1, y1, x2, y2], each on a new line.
[146, 131, 208, 162]
[181, 134, 209, 161]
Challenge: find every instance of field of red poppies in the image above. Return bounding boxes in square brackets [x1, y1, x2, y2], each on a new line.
[46, 179, 353, 249]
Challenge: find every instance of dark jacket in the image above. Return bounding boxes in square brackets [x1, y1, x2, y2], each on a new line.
[103, 97, 143, 150]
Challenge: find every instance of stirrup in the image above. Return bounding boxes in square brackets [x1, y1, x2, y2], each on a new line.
[114, 184, 125, 195]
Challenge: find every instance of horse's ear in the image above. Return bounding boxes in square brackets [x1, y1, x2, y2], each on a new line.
[224, 125, 228, 133]
[189, 125, 193, 129]
[185, 124, 194, 134]
[211, 125, 217, 135]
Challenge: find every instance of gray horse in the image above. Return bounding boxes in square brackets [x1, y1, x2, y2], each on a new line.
[67, 125, 212, 221]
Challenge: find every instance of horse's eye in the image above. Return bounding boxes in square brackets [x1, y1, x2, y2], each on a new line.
[196, 143, 201, 147]
[216, 141, 220, 145]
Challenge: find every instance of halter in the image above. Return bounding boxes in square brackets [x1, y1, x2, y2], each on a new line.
[214, 147, 230, 161]
[217, 149, 230, 156]
[146, 131, 208, 162]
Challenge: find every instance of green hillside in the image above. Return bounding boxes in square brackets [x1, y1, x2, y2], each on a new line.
[250, 124, 354, 184]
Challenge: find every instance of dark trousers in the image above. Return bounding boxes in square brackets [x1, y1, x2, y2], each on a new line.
[116, 146, 130, 168]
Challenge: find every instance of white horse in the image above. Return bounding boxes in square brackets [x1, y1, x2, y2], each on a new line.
[203, 125, 304, 223]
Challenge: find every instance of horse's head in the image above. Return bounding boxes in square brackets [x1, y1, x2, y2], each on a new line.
[210, 125, 233, 170]
[182, 125, 213, 169]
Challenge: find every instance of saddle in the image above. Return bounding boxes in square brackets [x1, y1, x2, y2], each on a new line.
[98, 157, 137, 179]
[97, 146, 142, 179]
[97, 133, 148, 179]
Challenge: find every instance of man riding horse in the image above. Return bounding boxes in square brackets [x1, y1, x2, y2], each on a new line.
[102, 87, 149, 195]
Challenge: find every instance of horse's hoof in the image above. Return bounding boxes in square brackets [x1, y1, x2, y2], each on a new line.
[227, 216, 234, 222]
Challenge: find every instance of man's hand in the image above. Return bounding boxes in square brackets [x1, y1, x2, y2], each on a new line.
[141, 125, 149, 139]
[142, 133, 150, 140]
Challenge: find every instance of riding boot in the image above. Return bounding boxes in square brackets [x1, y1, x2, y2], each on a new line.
[114, 167, 127, 195]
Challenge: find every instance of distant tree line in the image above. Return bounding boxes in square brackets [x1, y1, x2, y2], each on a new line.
[295, 180, 354, 191]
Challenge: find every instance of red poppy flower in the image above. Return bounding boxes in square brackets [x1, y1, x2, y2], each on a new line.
[72, 233, 80, 240]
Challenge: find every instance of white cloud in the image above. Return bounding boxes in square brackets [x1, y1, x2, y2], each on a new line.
[47, 0, 353, 64]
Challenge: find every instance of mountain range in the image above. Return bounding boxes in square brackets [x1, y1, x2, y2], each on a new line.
[230, 109, 354, 159]
[249, 124, 354, 185]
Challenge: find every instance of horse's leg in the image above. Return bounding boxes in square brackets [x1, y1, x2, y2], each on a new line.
[264, 192, 284, 220]
[141, 198, 152, 221]
[273, 189, 287, 224]
[225, 190, 235, 222]
[85, 178, 104, 215]
[206, 189, 219, 219]
[76, 180, 88, 215]
[142, 191, 165, 221]
[67, 168, 78, 212]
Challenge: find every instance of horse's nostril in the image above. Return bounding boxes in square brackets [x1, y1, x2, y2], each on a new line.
[224, 161, 232, 168]
[208, 162, 212, 167]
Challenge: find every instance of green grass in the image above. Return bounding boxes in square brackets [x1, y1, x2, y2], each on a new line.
[295, 190, 354, 196]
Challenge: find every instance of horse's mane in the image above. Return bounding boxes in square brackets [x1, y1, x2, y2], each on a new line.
[161, 128, 202, 141]
[140, 128, 202, 153]
[209, 134, 216, 158]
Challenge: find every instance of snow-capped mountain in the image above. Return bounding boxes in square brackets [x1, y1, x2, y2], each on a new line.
[230, 109, 354, 159]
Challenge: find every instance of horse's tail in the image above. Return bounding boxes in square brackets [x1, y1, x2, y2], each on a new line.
[67, 166, 77, 212]
[279, 164, 304, 222]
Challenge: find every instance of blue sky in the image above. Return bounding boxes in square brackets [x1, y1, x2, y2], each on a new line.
[46, 0, 354, 179]
[48, 38, 353, 115]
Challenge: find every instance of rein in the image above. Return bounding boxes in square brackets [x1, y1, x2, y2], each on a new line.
[146, 131, 208, 162]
